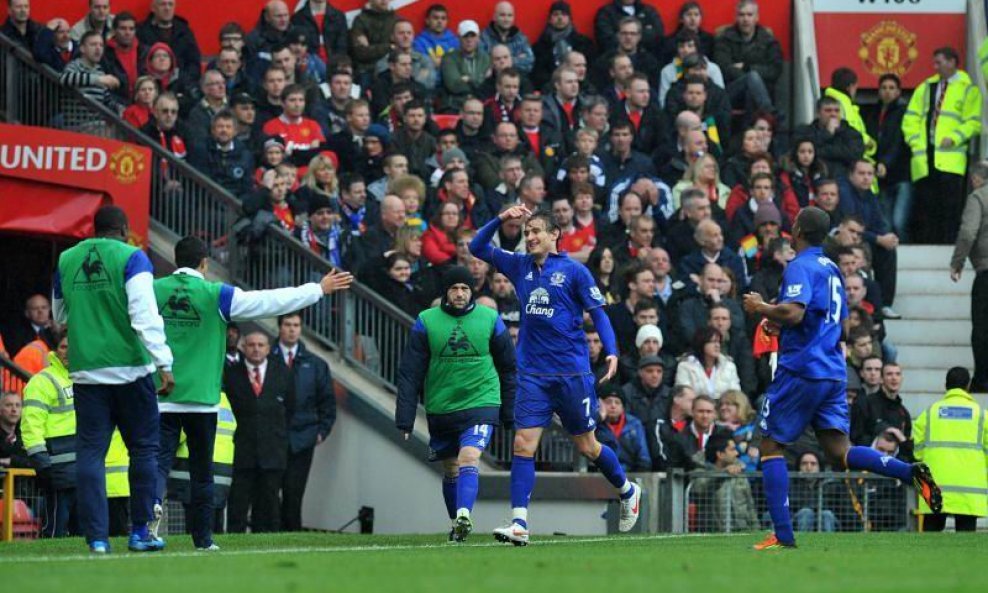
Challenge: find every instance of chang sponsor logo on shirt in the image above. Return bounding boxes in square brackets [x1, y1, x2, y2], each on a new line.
[525, 287, 555, 318]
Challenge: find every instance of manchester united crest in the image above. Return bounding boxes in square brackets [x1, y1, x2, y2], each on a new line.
[858, 20, 918, 78]
[108, 145, 146, 185]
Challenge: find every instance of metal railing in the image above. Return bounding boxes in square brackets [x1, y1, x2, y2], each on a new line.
[684, 470, 914, 534]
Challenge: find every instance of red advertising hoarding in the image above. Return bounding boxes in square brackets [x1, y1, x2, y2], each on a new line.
[0, 123, 151, 246]
[814, 0, 967, 89]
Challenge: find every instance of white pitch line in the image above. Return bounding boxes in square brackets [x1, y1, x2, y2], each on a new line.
[0, 533, 743, 565]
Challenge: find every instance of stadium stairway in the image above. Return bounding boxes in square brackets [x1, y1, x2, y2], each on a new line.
[885, 245, 988, 415]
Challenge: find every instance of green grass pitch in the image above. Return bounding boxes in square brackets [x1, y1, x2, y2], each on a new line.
[1, 532, 983, 592]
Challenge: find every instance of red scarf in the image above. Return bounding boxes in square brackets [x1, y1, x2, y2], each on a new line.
[607, 413, 627, 439]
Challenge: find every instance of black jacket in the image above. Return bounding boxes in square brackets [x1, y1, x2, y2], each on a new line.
[224, 357, 296, 471]
[664, 79, 732, 150]
[713, 25, 783, 92]
[851, 389, 914, 461]
[531, 25, 596, 90]
[291, 1, 348, 58]
[793, 120, 865, 180]
[865, 98, 910, 187]
[395, 303, 516, 434]
[594, 1, 664, 58]
[32, 27, 78, 73]
[136, 15, 202, 87]
[3, 321, 57, 357]
[188, 139, 255, 198]
[101, 41, 149, 104]
[619, 100, 668, 157]
[271, 341, 336, 453]
[1, 18, 42, 51]
[0, 423, 31, 470]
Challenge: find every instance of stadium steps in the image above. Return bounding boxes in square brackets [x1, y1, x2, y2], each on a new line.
[884, 245, 988, 415]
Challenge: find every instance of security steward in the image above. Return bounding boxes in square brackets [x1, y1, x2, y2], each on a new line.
[913, 367, 988, 532]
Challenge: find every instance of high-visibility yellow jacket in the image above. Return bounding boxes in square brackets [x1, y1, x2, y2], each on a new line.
[824, 87, 876, 159]
[21, 353, 76, 488]
[901, 70, 982, 181]
[913, 388, 988, 517]
[105, 429, 130, 498]
[168, 393, 237, 504]
[979, 38, 988, 87]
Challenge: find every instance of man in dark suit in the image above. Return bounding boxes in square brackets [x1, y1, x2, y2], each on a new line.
[4, 294, 57, 355]
[271, 313, 335, 532]
[224, 331, 295, 533]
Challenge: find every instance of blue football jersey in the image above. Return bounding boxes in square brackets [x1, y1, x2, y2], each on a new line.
[486, 248, 606, 375]
[777, 246, 847, 380]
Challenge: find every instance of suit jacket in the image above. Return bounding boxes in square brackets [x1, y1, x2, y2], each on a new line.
[224, 357, 295, 471]
[3, 320, 57, 358]
[271, 341, 336, 453]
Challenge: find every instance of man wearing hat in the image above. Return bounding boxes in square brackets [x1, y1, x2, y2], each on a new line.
[622, 351, 672, 444]
[396, 266, 516, 542]
[295, 192, 347, 268]
[531, 2, 596, 90]
[441, 20, 491, 112]
[596, 383, 652, 472]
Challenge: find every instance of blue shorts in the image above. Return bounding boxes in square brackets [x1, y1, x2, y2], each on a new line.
[516, 373, 598, 435]
[758, 367, 849, 444]
[429, 424, 494, 461]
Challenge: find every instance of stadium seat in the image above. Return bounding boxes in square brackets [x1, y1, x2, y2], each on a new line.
[0, 499, 41, 539]
[431, 114, 461, 130]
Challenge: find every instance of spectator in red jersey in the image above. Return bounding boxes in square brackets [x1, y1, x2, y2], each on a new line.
[422, 201, 462, 266]
[123, 76, 158, 129]
[102, 12, 142, 100]
[552, 195, 595, 263]
[262, 83, 326, 171]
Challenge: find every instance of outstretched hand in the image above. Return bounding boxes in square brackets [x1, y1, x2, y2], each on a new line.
[321, 269, 354, 295]
[601, 355, 619, 384]
[498, 205, 532, 222]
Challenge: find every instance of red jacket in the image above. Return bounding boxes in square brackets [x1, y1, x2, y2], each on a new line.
[421, 225, 457, 266]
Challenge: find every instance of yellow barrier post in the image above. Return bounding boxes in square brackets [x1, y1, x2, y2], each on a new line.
[1, 468, 37, 542]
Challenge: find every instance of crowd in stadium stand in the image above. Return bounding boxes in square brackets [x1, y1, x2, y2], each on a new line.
[2, 0, 982, 533]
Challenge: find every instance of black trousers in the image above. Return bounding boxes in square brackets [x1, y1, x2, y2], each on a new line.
[913, 169, 966, 244]
[228, 468, 283, 533]
[108, 497, 130, 536]
[972, 272, 988, 388]
[281, 447, 315, 531]
[157, 412, 217, 547]
[872, 244, 898, 307]
[923, 513, 978, 532]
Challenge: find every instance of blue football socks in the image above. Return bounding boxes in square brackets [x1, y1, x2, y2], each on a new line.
[510, 455, 535, 528]
[846, 446, 913, 482]
[132, 523, 149, 540]
[762, 457, 795, 545]
[442, 476, 457, 520]
[456, 465, 480, 514]
[593, 445, 634, 499]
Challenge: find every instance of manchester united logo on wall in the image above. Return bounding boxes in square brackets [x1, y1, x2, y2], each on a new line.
[108, 145, 146, 185]
[858, 20, 919, 78]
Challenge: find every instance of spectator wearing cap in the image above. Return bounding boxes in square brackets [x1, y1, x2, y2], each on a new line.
[429, 147, 470, 189]
[231, 93, 263, 159]
[185, 70, 229, 148]
[295, 192, 348, 268]
[618, 321, 669, 381]
[290, 0, 348, 65]
[674, 327, 741, 400]
[736, 199, 786, 275]
[288, 28, 327, 85]
[595, 384, 651, 473]
[70, 0, 114, 42]
[622, 352, 672, 431]
[349, 0, 398, 86]
[189, 109, 255, 198]
[440, 20, 491, 113]
[356, 123, 390, 181]
[479, 2, 534, 75]
[33, 18, 77, 73]
[531, 1, 596, 91]
[137, 0, 202, 88]
[245, 1, 293, 78]
[255, 136, 288, 185]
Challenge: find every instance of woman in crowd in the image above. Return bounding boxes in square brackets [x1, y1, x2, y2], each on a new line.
[721, 128, 764, 188]
[587, 245, 619, 305]
[295, 152, 340, 215]
[421, 201, 461, 266]
[718, 389, 759, 472]
[779, 139, 828, 209]
[725, 154, 800, 223]
[374, 252, 425, 317]
[672, 153, 730, 211]
[674, 327, 741, 399]
[123, 76, 158, 129]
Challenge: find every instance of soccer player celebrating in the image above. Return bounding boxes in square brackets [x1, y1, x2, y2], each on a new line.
[742, 207, 941, 550]
[396, 266, 517, 542]
[470, 205, 641, 545]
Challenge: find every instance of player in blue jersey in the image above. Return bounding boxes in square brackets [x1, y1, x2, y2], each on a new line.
[470, 205, 642, 545]
[743, 207, 942, 550]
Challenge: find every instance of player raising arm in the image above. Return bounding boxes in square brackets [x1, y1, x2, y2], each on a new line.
[743, 207, 941, 550]
[470, 205, 641, 546]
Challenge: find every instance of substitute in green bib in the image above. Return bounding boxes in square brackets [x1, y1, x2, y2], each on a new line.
[913, 367, 988, 532]
[396, 266, 516, 543]
[152, 236, 352, 550]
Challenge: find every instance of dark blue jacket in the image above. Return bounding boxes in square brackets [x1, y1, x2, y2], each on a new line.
[677, 248, 748, 293]
[599, 149, 657, 193]
[596, 412, 652, 472]
[837, 176, 889, 245]
[188, 138, 255, 198]
[395, 302, 517, 435]
[32, 27, 77, 72]
[271, 341, 336, 453]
